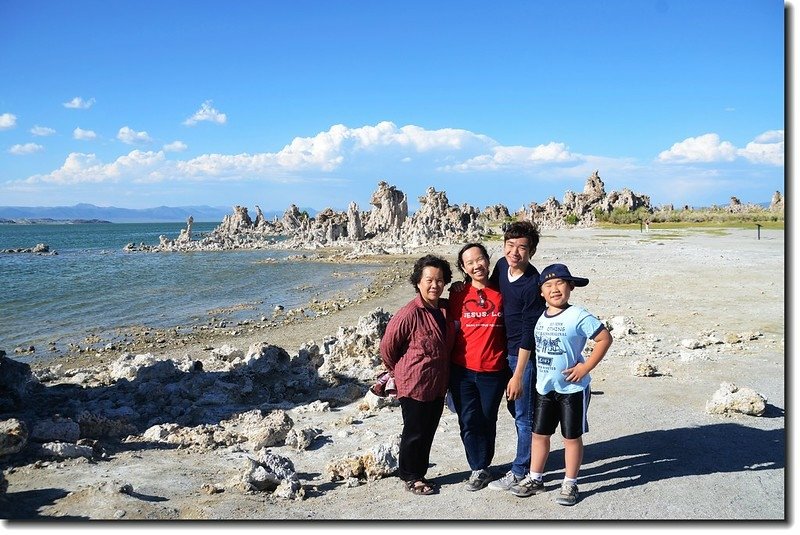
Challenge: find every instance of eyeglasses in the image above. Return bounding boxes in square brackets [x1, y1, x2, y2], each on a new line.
[477, 288, 487, 308]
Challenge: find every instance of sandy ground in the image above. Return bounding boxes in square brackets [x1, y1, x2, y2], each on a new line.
[0, 227, 787, 527]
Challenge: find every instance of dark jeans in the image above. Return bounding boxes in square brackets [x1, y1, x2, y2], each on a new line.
[398, 396, 445, 482]
[449, 364, 509, 471]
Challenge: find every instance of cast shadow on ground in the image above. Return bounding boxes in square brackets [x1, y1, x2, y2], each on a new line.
[0, 488, 87, 520]
[577, 423, 783, 498]
[441, 421, 784, 498]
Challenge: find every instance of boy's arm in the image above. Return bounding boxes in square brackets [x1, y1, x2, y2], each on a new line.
[563, 327, 613, 383]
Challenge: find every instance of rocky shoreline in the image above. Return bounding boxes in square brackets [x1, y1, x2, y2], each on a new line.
[0, 227, 785, 521]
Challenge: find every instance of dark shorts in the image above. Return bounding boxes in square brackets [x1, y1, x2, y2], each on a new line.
[532, 387, 591, 439]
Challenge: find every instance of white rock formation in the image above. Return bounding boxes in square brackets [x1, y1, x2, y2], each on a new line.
[705, 382, 767, 416]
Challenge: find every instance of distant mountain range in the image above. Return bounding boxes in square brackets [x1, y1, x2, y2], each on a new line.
[0, 203, 317, 224]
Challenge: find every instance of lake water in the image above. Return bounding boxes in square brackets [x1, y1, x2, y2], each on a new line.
[0, 222, 385, 359]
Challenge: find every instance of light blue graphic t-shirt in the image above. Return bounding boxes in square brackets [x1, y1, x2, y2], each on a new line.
[533, 305, 604, 394]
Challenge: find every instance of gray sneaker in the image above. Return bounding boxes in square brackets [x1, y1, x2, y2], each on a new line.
[555, 481, 579, 506]
[487, 470, 522, 491]
[464, 469, 492, 491]
[509, 474, 545, 497]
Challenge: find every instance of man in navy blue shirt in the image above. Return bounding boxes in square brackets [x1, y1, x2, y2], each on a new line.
[487, 221, 546, 492]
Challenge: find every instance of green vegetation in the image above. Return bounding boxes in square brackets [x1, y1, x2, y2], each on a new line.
[593, 206, 652, 225]
[564, 213, 579, 225]
[597, 220, 784, 231]
[593, 204, 783, 230]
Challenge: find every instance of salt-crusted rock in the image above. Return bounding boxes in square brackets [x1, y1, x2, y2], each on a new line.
[325, 441, 400, 482]
[631, 360, 658, 377]
[607, 316, 636, 337]
[0, 353, 38, 411]
[705, 382, 767, 416]
[397, 187, 485, 248]
[770, 191, 784, 212]
[526, 171, 651, 229]
[142, 410, 293, 451]
[285, 427, 322, 451]
[210, 344, 245, 361]
[318, 308, 390, 382]
[680, 339, 705, 349]
[241, 343, 290, 374]
[142, 423, 180, 442]
[221, 409, 293, 451]
[318, 383, 366, 406]
[363, 389, 395, 410]
[36, 441, 94, 459]
[30, 416, 80, 443]
[483, 204, 511, 221]
[239, 451, 304, 500]
[295, 342, 325, 369]
[363, 442, 400, 480]
[77, 411, 138, 439]
[346, 201, 365, 241]
[293, 400, 331, 413]
[108, 353, 159, 381]
[325, 454, 365, 481]
[0, 418, 28, 456]
[364, 180, 408, 236]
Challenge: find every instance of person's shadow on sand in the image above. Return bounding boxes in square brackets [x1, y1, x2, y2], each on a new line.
[438, 419, 784, 496]
[571, 422, 784, 498]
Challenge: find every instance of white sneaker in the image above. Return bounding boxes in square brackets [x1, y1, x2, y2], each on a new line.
[487, 470, 522, 491]
[555, 481, 579, 506]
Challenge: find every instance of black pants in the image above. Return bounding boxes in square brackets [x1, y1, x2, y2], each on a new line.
[398, 396, 445, 482]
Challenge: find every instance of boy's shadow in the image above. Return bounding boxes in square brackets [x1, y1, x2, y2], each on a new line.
[574, 422, 784, 498]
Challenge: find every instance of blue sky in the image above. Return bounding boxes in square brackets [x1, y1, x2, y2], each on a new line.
[0, 0, 786, 212]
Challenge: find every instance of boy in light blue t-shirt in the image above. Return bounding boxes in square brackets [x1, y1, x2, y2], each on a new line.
[509, 263, 612, 506]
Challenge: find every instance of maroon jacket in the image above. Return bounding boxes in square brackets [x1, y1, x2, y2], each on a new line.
[380, 293, 456, 402]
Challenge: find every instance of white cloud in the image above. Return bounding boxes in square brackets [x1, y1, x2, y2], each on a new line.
[163, 140, 188, 152]
[12, 122, 578, 188]
[0, 113, 17, 130]
[738, 130, 783, 166]
[73, 127, 97, 140]
[753, 129, 784, 144]
[444, 142, 577, 171]
[117, 126, 153, 145]
[24, 150, 167, 185]
[183, 100, 227, 126]
[658, 131, 783, 166]
[657, 133, 738, 163]
[269, 121, 495, 171]
[9, 143, 44, 155]
[63, 97, 95, 109]
[31, 125, 56, 136]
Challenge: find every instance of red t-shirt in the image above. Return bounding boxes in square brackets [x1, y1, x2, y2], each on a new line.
[448, 283, 507, 372]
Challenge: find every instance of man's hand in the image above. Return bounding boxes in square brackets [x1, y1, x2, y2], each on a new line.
[449, 281, 465, 294]
[506, 375, 524, 400]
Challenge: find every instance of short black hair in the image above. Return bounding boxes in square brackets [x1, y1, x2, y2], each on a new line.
[456, 242, 490, 280]
[503, 221, 540, 252]
[410, 254, 452, 291]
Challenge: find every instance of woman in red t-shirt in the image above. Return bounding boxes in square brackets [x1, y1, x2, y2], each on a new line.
[447, 242, 509, 491]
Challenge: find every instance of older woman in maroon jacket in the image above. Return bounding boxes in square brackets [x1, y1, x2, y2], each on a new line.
[380, 254, 456, 496]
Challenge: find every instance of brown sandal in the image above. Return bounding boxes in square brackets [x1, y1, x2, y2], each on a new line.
[404, 479, 435, 495]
